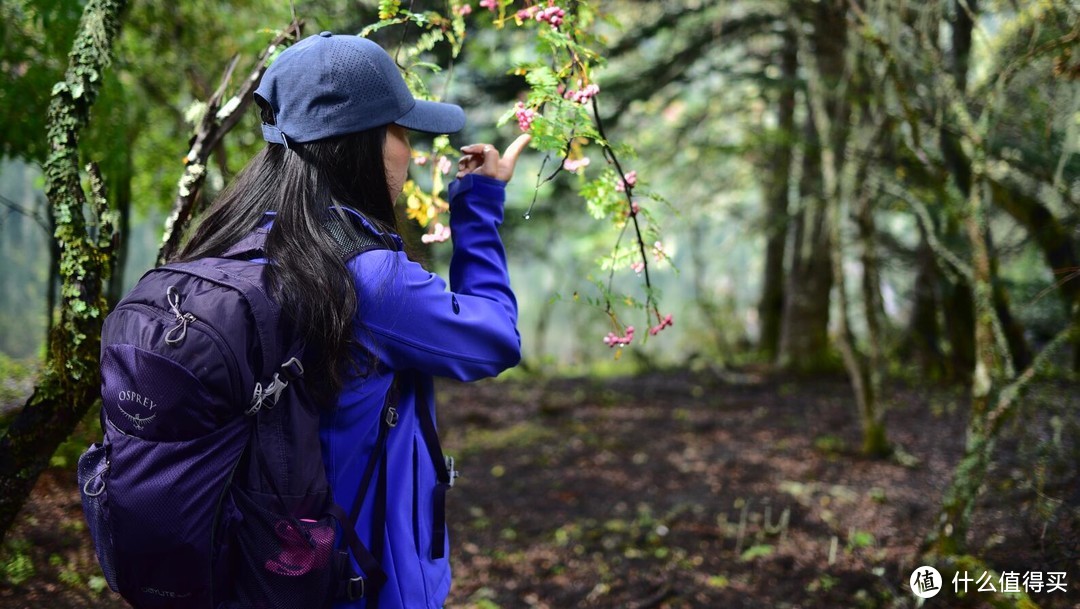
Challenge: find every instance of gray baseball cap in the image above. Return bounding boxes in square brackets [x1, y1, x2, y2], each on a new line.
[254, 31, 465, 145]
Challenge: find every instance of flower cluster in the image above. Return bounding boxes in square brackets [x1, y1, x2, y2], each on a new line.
[603, 326, 634, 347]
[626, 200, 641, 217]
[615, 170, 637, 192]
[631, 261, 644, 274]
[518, 4, 565, 28]
[421, 222, 451, 244]
[479, 0, 498, 9]
[455, 3, 472, 16]
[436, 155, 453, 175]
[515, 101, 537, 132]
[649, 314, 674, 336]
[652, 240, 667, 261]
[563, 83, 599, 104]
[563, 156, 591, 172]
[414, 154, 429, 166]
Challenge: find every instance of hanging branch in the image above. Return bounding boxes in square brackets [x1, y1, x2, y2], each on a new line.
[157, 18, 304, 265]
[589, 95, 656, 320]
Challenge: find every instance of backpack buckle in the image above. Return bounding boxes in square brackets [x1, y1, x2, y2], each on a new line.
[346, 576, 365, 600]
[279, 357, 304, 381]
[445, 455, 459, 488]
[247, 373, 289, 416]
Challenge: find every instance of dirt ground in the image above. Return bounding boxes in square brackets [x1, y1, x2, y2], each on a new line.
[1, 369, 1078, 608]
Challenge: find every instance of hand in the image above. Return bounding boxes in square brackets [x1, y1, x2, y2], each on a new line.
[456, 134, 531, 183]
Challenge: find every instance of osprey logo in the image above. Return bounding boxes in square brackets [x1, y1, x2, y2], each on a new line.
[117, 390, 158, 431]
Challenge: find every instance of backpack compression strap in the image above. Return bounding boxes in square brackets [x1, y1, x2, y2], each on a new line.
[345, 374, 400, 608]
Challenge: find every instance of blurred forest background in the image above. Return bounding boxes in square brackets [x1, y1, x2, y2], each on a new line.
[1, 0, 1079, 607]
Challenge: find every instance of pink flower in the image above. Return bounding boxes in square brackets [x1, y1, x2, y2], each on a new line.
[652, 240, 666, 261]
[414, 155, 429, 166]
[514, 101, 536, 132]
[649, 313, 674, 336]
[533, 5, 565, 28]
[421, 223, 451, 244]
[631, 261, 644, 274]
[437, 155, 453, 175]
[625, 200, 641, 217]
[616, 169, 637, 192]
[603, 325, 635, 348]
[455, 4, 472, 16]
[563, 156, 591, 172]
[480, 0, 497, 9]
[563, 82, 599, 104]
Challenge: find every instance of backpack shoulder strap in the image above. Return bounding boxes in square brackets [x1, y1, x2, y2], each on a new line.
[222, 228, 270, 260]
[220, 211, 389, 263]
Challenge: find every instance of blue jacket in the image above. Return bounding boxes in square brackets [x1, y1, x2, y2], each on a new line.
[323, 174, 521, 609]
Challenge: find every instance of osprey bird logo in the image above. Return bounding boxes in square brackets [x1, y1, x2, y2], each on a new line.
[117, 405, 157, 431]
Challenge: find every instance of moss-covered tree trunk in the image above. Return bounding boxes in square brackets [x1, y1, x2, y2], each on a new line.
[0, 0, 126, 541]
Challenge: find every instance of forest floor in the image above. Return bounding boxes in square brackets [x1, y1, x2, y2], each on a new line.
[1, 368, 1078, 609]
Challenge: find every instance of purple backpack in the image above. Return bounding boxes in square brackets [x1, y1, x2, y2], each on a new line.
[78, 220, 391, 608]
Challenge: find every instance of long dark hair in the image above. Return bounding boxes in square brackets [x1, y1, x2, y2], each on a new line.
[176, 120, 397, 402]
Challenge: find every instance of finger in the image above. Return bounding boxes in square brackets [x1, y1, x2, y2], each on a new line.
[458, 154, 481, 172]
[495, 134, 532, 181]
[501, 134, 532, 165]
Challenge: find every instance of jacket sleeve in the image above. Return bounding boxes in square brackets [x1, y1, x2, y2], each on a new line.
[348, 174, 521, 381]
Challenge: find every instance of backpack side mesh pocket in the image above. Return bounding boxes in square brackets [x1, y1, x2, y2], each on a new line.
[78, 442, 118, 592]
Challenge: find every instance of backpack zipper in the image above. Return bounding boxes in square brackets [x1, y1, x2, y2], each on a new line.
[120, 302, 243, 407]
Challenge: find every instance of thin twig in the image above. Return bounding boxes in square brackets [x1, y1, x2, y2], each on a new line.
[0, 193, 50, 233]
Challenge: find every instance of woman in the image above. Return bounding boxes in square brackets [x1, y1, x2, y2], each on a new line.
[178, 32, 526, 609]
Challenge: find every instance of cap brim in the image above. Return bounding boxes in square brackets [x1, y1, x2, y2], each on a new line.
[394, 99, 466, 134]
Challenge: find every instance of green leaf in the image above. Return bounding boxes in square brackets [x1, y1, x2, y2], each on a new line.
[739, 544, 774, 562]
[524, 66, 559, 90]
[378, 0, 401, 19]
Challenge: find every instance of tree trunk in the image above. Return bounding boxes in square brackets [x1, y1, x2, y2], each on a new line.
[800, 0, 891, 457]
[0, 0, 126, 541]
[757, 26, 797, 362]
[778, 114, 833, 371]
[106, 146, 133, 304]
[930, 172, 1002, 553]
[904, 226, 946, 377]
[986, 227, 1030, 371]
[942, 222, 977, 381]
[779, 0, 848, 373]
[854, 187, 890, 457]
[45, 202, 59, 350]
[990, 178, 1080, 371]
